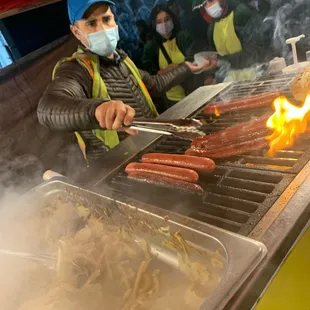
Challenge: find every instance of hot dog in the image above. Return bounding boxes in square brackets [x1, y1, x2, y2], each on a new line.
[203, 91, 280, 116]
[191, 115, 270, 148]
[194, 128, 271, 150]
[127, 172, 204, 195]
[125, 162, 199, 183]
[186, 137, 269, 159]
[141, 153, 215, 173]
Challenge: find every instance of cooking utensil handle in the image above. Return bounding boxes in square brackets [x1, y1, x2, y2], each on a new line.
[43, 170, 66, 181]
[132, 118, 202, 127]
[129, 126, 172, 135]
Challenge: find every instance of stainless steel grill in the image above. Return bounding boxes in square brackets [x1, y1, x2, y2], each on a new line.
[111, 164, 293, 235]
[105, 75, 308, 236]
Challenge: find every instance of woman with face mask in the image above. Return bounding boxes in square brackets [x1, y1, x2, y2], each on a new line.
[193, 0, 269, 81]
[142, 4, 197, 109]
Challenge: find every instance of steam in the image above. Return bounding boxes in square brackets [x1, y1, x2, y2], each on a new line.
[267, 0, 310, 61]
[0, 189, 41, 309]
[0, 186, 85, 309]
[0, 133, 45, 198]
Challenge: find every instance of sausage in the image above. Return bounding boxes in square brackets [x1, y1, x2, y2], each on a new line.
[191, 115, 270, 148]
[204, 91, 280, 115]
[141, 153, 215, 173]
[186, 137, 269, 159]
[203, 91, 280, 115]
[125, 162, 199, 183]
[192, 115, 269, 147]
[127, 172, 204, 195]
[195, 128, 271, 150]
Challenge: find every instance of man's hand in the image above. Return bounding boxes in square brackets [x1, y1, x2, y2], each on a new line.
[95, 101, 138, 135]
[185, 59, 218, 73]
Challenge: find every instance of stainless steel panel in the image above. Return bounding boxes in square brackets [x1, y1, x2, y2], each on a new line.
[21, 180, 267, 310]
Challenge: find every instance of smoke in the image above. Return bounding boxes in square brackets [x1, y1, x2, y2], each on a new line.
[0, 133, 45, 198]
[267, 0, 310, 62]
[0, 183, 88, 309]
[0, 189, 41, 309]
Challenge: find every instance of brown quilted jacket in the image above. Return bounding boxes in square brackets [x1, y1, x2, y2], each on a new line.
[37, 50, 190, 160]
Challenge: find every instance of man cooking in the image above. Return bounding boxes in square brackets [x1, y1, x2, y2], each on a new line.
[37, 0, 215, 166]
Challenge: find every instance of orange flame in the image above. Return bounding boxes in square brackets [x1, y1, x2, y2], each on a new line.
[266, 95, 310, 157]
[214, 107, 220, 117]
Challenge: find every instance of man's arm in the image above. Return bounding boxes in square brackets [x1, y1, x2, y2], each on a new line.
[139, 64, 190, 98]
[38, 60, 136, 134]
[37, 61, 104, 131]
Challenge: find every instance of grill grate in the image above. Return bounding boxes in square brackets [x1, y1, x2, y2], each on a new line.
[210, 74, 295, 103]
[108, 75, 309, 235]
[191, 74, 310, 174]
[110, 165, 294, 235]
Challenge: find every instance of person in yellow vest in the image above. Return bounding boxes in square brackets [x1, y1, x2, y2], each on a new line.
[142, 4, 198, 109]
[38, 0, 215, 165]
[193, 0, 266, 81]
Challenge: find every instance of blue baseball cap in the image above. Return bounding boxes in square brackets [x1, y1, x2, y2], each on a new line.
[68, 0, 115, 24]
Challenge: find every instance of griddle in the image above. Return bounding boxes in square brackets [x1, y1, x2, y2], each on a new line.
[63, 73, 310, 310]
[101, 74, 308, 236]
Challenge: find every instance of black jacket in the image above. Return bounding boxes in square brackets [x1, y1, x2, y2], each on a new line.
[37, 50, 190, 160]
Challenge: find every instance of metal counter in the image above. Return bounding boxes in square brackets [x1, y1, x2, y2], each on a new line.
[21, 179, 267, 310]
[75, 78, 310, 309]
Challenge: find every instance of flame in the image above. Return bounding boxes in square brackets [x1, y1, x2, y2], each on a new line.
[214, 107, 220, 116]
[266, 95, 310, 156]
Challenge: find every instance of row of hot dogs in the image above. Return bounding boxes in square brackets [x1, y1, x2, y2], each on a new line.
[203, 91, 280, 116]
[186, 115, 270, 158]
[125, 154, 215, 194]
[186, 91, 279, 158]
[125, 91, 279, 194]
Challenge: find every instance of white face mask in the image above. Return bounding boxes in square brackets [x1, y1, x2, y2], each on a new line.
[156, 20, 174, 37]
[205, 2, 223, 19]
[78, 26, 119, 57]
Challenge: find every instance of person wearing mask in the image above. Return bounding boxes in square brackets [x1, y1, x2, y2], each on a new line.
[142, 4, 206, 109]
[193, 0, 267, 81]
[37, 0, 214, 166]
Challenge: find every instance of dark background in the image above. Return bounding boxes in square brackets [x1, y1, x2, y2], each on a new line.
[1, 1, 70, 60]
[0, 0, 165, 63]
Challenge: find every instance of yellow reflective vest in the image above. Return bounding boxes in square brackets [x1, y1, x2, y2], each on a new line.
[53, 49, 158, 166]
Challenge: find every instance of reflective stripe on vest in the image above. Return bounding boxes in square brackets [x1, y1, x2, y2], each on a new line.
[52, 50, 158, 165]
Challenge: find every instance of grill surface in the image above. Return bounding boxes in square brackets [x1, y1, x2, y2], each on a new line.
[209, 74, 295, 102]
[108, 75, 308, 236]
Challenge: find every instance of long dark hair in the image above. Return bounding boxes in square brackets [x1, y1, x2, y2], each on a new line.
[150, 4, 181, 41]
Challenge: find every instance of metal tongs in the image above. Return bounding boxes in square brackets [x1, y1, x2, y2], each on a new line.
[124, 118, 205, 140]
